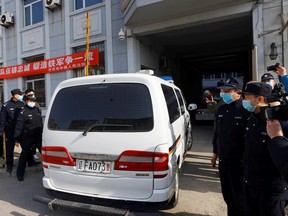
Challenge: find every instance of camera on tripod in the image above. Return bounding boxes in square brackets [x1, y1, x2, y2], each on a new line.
[262, 83, 288, 120]
[267, 62, 280, 71]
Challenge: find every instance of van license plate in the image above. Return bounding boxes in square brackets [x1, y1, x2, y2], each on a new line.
[76, 160, 111, 173]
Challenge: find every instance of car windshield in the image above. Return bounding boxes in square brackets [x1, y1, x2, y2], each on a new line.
[48, 83, 153, 132]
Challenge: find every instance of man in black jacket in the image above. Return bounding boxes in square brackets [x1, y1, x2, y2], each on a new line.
[241, 82, 288, 216]
[14, 94, 43, 181]
[211, 78, 250, 216]
[0, 89, 24, 174]
[267, 119, 288, 184]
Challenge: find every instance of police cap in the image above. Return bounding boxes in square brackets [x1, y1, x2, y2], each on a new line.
[11, 88, 23, 96]
[239, 82, 272, 97]
[217, 78, 240, 90]
[261, 73, 274, 81]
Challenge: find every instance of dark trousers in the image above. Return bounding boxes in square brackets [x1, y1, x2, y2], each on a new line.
[245, 184, 287, 216]
[26, 144, 39, 165]
[0, 135, 3, 158]
[219, 161, 246, 216]
[17, 133, 42, 177]
[4, 129, 16, 169]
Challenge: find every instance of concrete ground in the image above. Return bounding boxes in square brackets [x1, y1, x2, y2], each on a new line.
[0, 146, 42, 178]
[0, 125, 287, 215]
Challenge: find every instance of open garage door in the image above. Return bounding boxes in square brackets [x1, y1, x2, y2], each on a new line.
[139, 14, 253, 113]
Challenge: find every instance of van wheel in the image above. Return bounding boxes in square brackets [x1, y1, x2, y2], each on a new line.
[187, 130, 193, 151]
[165, 168, 180, 209]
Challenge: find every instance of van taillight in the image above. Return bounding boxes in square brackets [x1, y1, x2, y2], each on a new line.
[114, 150, 168, 172]
[42, 146, 75, 166]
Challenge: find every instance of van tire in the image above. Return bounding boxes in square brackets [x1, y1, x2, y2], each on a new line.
[165, 167, 180, 209]
[186, 128, 193, 151]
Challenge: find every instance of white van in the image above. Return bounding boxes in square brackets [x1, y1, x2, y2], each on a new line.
[40, 73, 196, 213]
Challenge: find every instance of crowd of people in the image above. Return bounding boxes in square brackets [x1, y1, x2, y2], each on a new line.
[211, 64, 288, 216]
[0, 66, 288, 211]
[0, 88, 43, 182]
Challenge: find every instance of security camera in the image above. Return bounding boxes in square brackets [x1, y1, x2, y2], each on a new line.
[118, 28, 126, 40]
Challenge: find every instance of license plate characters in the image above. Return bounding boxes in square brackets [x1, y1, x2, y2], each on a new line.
[77, 160, 111, 173]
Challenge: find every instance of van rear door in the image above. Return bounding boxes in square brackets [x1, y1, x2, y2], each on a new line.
[42, 82, 168, 199]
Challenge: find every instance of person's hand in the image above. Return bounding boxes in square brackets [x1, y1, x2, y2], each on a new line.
[273, 65, 287, 76]
[15, 142, 20, 147]
[266, 119, 284, 139]
[205, 95, 215, 104]
[211, 153, 218, 168]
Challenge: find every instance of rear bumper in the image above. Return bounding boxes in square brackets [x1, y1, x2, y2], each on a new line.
[33, 194, 130, 216]
[42, 176, 173, 210]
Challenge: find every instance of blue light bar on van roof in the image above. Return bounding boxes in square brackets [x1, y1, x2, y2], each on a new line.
[160, 76, 174, 83]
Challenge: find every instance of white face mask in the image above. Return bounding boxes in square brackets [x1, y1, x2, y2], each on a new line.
[27, 102, 35, 108]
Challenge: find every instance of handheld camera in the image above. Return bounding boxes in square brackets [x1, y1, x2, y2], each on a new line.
[267, 62, 280, 71]
[261, 83, 288, 120]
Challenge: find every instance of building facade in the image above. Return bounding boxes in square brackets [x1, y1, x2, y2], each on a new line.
[0, 0, 286, 114]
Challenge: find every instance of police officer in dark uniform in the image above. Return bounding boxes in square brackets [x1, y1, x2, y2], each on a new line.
[211, 78, 250, 216]
[241, 82, 288, 216]
[14, 94, 43, 181]
[0, 88, 24, 174]
[267, 119, 288, 183]
[261, 72, 275, 88]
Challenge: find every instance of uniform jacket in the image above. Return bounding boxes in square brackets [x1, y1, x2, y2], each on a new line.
[0, 99, 24, 132]
[14, 105, 43, 142]
[268, 136, 288, 184]
[244, 113, 288, 191]
[213, 98, 250, 163]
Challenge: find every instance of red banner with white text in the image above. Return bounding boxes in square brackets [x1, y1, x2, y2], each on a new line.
[0, 49, 99, 79]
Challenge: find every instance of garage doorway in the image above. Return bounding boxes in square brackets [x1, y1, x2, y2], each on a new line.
[144, 14, 253, 108]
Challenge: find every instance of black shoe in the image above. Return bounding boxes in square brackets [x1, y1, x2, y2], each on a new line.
[17, 175, 24, 181]
[6, 167, 12, 174]
[28, 160, 41, 167]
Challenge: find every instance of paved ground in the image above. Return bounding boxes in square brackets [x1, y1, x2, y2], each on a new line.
[0, 146, 42, 178]
[160, 124, 227, 216]
[1, 124, 287, 215]
[0, 124, 227, 216]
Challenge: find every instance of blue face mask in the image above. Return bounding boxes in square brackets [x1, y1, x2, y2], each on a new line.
[265, 81, 274, 87]
[18, 95, 23, 102]
[242, 99, 257, 112]
[222, 93, 234, 104]
[219, 92, 224, 98]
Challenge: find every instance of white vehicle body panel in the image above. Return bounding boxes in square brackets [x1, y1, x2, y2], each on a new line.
[42, 73, 191, 207]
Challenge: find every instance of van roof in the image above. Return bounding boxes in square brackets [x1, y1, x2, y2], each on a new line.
[57, 73, 179, 89]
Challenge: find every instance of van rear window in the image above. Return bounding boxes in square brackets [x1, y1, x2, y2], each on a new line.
[48, 83, 153, 132]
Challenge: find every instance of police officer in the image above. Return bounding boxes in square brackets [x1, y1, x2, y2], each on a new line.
[241, 82, 288, 216]
[0, 88, 24, 174]
[14, 94, 43, 181]
[211, 78, 250, 216]
[261, 73, 275, 88]
[24, 89, 41, 165]
[266, 119, 288, 183]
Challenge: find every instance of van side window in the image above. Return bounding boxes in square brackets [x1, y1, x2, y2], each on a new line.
[175, 89, 185, 115]
[48, 83, 153, 132]
[161, 84, 180, 123]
